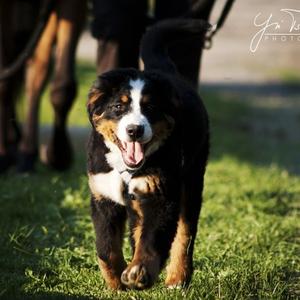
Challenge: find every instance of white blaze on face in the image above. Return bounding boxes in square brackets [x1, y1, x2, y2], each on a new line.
[116, 78, 153, 168]
[117, 78, 152, 143]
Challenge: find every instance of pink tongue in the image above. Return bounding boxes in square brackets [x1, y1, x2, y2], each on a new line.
[122, 141, 144, 166]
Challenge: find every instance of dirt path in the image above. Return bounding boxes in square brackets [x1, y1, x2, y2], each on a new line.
[201, 0, 300, 83]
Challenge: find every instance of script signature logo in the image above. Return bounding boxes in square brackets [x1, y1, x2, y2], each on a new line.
[250, 9, 300, 52]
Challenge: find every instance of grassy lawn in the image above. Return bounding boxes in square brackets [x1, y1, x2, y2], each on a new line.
[0, 62, 299, 299]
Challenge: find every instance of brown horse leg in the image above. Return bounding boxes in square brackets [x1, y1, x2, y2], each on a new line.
[0, 1, 22, 172]
[0, 79, 21, 172]
[45, 0, 86, 170]
[96, 40, 119, 74]
[17, 13, 58, 172]
[92, 0, 147, 73]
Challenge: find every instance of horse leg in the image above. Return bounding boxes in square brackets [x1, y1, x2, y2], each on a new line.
[0, 0, 22, 172]
[92, 0, 147, 73]
[0, 80, 20, 172]
[45, 0, 86, 170]
[17, 12, 57, 172]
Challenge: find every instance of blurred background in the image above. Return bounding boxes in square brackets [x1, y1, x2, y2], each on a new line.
[27, 0, 299, 175]
[1, 0, 299, 299]
[53, 0, 299, 172]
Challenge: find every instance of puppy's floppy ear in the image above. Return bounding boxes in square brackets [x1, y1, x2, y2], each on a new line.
[86, 80, 103, 126]
[87, 77, 105, 120]
[87, 69, 138, 123]
[87, 73, 118, 123]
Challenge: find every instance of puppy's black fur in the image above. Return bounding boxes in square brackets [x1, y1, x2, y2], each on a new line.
[87, 19, 210, 290]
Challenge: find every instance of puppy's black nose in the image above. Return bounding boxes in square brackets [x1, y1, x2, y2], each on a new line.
[126, 124, 144, 140]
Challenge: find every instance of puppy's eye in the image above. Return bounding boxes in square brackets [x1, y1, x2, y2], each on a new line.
[145, 103, 155, 111]
[113, 104, 124, 113]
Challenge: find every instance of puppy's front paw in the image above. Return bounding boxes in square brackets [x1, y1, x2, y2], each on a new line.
[165, 274, 186, 289]
[165, 267, 191, 289]
[121, 263, 151, 289]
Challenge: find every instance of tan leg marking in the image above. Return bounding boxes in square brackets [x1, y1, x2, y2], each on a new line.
[98, 252, 126, 290]
[121, 199, 160, 289]
[165, 215, 192, 288]
[165, 186, 192, 288]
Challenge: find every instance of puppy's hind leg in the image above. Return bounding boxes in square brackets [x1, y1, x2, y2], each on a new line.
[165, 157, 207, 288]
[91, 197, 127, 290]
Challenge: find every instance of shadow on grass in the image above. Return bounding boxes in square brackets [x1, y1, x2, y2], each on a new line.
[260, 190, 300, 217]
[8, 292, 95, 300]
[1, 79, 299, 299]
[0, 151, 95, 299]
[201, 81, 300, 175]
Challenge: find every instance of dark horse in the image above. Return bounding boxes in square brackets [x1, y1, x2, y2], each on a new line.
[0, 0, 232, 173]
[0, 0, 86, 173]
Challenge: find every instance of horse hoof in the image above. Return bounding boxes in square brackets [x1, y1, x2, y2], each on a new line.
[16, 150, 38, 173]
[43, 130, 73, 171]
[0, 154, 14, 173]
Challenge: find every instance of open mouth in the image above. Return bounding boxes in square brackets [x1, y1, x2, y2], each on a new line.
[118, 139, 147, 169]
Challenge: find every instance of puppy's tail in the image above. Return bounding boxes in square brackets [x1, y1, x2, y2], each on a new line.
[140, 19, 211, 74]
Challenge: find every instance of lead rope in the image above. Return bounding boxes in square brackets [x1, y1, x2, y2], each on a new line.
[0, 0, 55, 81]
[204, 0, 235, 49]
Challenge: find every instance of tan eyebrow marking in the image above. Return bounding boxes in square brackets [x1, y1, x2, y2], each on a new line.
[120, 94, 129, 103]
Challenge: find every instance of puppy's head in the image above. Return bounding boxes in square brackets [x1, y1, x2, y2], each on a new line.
[87, 69, 176, 171]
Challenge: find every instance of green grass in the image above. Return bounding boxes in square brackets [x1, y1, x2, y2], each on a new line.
[278, 69, 300, 86]
[1, 63, 299, 299]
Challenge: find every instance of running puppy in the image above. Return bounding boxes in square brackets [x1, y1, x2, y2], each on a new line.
[87, 19, 210, 290]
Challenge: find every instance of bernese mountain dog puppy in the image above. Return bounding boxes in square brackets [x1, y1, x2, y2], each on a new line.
[87, 19, 210, 290]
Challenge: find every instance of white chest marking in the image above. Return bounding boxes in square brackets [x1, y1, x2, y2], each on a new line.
[120, 171, 132, 184]
[88, 169, 125, 206]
